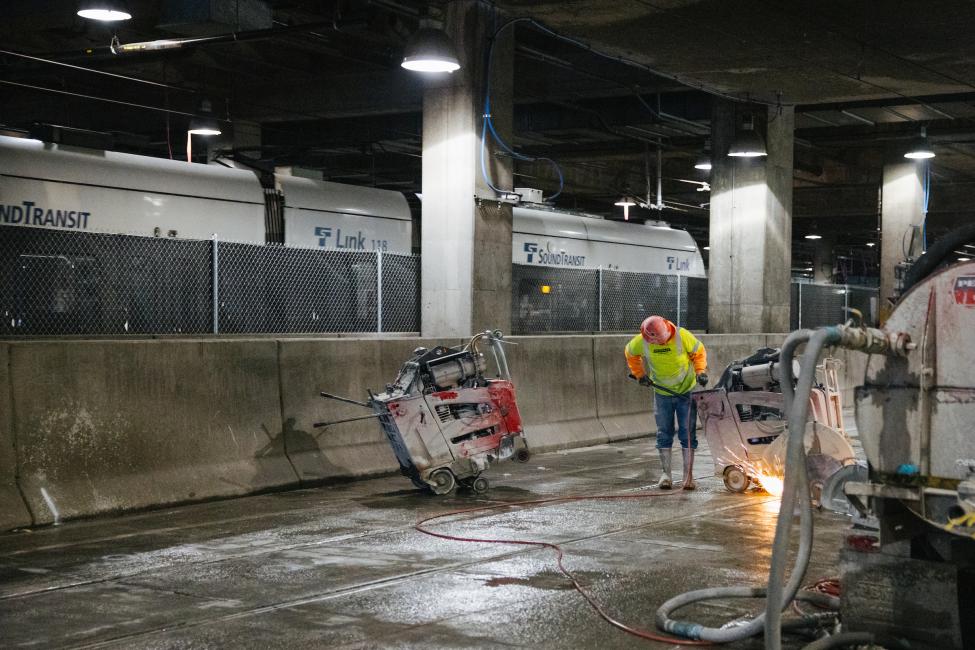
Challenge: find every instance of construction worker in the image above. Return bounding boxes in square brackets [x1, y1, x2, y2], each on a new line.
[625, 315, 708, 489]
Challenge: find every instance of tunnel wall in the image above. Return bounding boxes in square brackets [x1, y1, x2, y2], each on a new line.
[0, 332, 852, 528]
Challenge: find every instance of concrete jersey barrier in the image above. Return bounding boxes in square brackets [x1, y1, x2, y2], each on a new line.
[2, 332, 854, 529]
[8, 339, 298, 525]
[0, 343, 32, 530]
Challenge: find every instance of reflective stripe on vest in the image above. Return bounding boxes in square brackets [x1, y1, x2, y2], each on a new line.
[641, 328, 691, 389]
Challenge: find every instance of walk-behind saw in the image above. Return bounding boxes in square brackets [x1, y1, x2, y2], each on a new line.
[692, 347, 861, 502]
[317, 331, 529, 495]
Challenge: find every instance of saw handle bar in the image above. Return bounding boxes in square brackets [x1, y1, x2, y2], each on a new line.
[627, 374, 689, 400]
[320, 391, 371, 408]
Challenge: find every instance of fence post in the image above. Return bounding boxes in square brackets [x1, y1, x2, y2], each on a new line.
[377, 249, 383, 333]
[676, 273, 682, 329]
[844, 283, 849, 322]
[597, 266, 603, 332]
[798, 282, 802, 330]
[211, 234, 219, 334]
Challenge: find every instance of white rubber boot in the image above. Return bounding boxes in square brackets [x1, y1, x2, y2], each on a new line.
[681, 447, 697, 490]
[658, 448, 673, 490]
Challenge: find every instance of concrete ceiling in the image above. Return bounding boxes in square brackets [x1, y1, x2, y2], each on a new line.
[496, 0, 975, 105]
[2, 0, 974, 274]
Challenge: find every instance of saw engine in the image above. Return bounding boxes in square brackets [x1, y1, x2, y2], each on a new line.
[367, 331, 528, 495]
[693, 347, 858, 499]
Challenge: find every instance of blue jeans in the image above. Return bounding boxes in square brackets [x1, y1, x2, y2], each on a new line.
[654, 392, 698, 449]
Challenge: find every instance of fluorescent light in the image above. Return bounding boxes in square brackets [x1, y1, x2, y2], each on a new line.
[805, 267, 814, 271]
[401, 26, 460, 74]
[959, 257, 971, 262]
[805, 234, 822, 240]
[702, 246, 710, 250]
[614, 194, 637, 221]
[866, 242, 875, 247]
[77, 1, 130, 21]
[694, 159, 712, 171]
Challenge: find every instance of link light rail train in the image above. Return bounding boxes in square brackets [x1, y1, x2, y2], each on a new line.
[0, 135, 705, 272]
[0, 135, 704, 331]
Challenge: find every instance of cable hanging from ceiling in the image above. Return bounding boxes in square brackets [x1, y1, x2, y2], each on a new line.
[480, 15, 562, 200]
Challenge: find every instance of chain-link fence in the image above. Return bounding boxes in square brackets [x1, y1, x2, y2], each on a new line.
[790, 282, 879, 330]
[2, 225, 880, 338]
[0, 225, 420, 336]
[511, 264, 708, 334]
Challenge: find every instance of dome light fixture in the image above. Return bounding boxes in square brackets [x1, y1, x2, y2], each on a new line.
[804, 234, 823, 240]
[904, 126, 935, 160]
[401, 20, 460, 74]
[728, 114, 767, 158]
[188, 99, 221, 136]
[77, 0, 131, 21]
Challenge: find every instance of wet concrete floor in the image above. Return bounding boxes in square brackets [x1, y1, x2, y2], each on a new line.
[0, 438, 855, 649]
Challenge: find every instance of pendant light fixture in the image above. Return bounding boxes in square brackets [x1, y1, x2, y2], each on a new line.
[694, 138, 712, 170]
[401, 19, 460, 73]
[188, 99, 221, 136]
[728, 114, 767, 158]
[904, 126, 935, 160]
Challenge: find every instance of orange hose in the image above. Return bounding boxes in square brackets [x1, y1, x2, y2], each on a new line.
[415, 489, 713, 646]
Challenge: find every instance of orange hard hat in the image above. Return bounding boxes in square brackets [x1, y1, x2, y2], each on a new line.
[641, 315, 670, 344]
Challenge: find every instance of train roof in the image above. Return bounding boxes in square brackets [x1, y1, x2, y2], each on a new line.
[0, 134, 265, 205]
[278, 176, 411, 221]
[513, 204, 700, 253]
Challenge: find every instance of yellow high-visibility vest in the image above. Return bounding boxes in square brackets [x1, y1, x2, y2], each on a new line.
[625, 327, 702, 395]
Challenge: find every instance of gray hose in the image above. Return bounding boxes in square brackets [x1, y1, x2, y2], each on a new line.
[766, 328, 839, 649]
[655, 331, 823, 643]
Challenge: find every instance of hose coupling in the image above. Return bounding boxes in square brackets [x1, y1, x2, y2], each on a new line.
[827, 325, 913, 357]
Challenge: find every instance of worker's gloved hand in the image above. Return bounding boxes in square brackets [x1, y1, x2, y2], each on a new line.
[696, 372, 709, 387]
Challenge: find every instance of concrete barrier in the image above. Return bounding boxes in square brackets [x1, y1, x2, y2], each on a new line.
[9, 339, 298, 525]
[277, 337, 463, 483]
[593, 335, 651, 441]
[4, 331, 853, 530]
[0, 343, 32, 530]
[507, 336, 606, 452]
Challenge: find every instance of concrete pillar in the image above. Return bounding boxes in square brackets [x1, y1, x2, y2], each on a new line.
[708, 101, 794, 333]
[812, 235, 835, 283]
[421, 1, 513, 338]
[880, 156, 924, 317]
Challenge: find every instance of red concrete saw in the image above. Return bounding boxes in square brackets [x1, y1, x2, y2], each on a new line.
[318, 331, 529, 494]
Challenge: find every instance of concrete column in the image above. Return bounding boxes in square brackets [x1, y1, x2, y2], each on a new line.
[880, 156, 924, 317]
[812, 235, 835, 283]
[421, 1, 513, 338]
[708, 101, 794, 333]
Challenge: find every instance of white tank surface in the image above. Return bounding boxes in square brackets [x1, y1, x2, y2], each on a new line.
[512, 205, 705, 276]
[279, 176, 412, 254]
[0, 134, 266, 242]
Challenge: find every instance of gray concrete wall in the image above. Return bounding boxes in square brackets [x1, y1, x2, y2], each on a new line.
[507, 336, 606, 452]
[9, 340, 297, 525]
[1, 332, 859, 529]
[0, 343, 32, 530]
